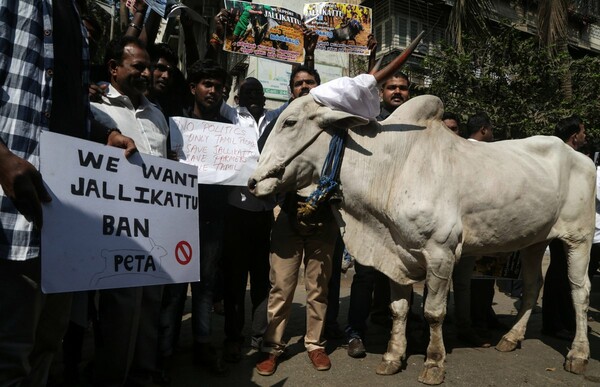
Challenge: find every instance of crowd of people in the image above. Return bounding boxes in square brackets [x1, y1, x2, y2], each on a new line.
[1, 1, 598, 386]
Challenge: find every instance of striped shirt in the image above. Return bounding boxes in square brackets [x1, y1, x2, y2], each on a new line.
[0, 0, 90, 260]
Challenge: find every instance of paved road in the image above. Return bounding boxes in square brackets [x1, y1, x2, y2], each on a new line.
[165, 256, 600, 387]
[51, 256, 600, 386]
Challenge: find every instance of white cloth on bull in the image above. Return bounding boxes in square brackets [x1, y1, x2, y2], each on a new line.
[309, 73, 379, 121]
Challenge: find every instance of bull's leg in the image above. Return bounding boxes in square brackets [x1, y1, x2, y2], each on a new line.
[564, 240, 591, 374]
[376, 282, 412, 376]
[418, 254, 453, 385]
[497, 243, 545, 352]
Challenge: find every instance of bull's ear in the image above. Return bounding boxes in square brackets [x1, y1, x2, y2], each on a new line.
[315, 108, 369, 129]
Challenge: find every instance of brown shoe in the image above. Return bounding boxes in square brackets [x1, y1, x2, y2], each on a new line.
[308, 348, 331, 371]
[256, 353, 278, 376]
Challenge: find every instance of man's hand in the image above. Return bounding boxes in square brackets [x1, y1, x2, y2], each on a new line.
[367, 34, 378, 52]
[107, 131, 137, 158]
[303, 25, 318, 56]
[367, 34, 379, 73]
[89, 83, 108, 103]
[126, 0, 147, 14]
[214, 9, 231, 38]
[0, 148, 51, 230]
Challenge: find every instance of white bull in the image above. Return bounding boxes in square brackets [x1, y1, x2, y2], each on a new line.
[248, 94, 595, 385]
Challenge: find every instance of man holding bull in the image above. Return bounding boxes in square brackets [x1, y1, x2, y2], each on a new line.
[255, 36, 340, 376]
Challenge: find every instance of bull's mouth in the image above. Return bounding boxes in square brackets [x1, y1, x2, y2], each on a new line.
[247, 176, 280, 197]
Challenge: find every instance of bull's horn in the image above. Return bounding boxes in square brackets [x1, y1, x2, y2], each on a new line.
[373, 30, 425, 83]
[368, 57, 383, 75]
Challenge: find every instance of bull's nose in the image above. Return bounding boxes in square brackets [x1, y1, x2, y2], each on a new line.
[248, 178, 257, 192]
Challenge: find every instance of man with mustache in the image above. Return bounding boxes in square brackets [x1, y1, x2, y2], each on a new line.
[256, 64, 342, 376]
[345, 71, 412, 359]
[92, 36, 169, 159]
[377, 71, 411, 120]
[90, 35, 169, 386]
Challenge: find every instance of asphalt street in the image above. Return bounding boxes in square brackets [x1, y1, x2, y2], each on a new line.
[51, 254, 600, 386]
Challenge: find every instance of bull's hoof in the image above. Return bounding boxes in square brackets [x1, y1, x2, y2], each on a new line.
[565, 357, 588, 374]
[376, 360, 401, 375]
[417, 365, 445, 385]
[495, 336, 518, 352]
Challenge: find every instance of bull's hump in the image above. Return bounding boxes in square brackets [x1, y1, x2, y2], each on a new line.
[384, 95, 444, 125]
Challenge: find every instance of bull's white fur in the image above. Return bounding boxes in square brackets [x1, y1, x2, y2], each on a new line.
[251, 94, 595, 384]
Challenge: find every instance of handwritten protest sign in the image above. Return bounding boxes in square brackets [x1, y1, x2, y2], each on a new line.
[304, 2, 372, 55]
[40, 131, 200, 293]
[169, 117, 259, 186]
[223, 0, 304, 63]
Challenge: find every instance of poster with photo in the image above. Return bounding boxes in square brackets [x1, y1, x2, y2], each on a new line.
[303, 2, 372, 55]
[223, 0, 304, 63]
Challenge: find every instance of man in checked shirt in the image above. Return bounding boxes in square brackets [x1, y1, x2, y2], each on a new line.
[0, 1, 135, 385]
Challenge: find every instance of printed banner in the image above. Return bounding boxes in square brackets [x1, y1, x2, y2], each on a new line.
[223, 0, 304, 63]
[303, 2, 372, 55]
[40, 131, 200, 293]
[169, 117, 259, 186]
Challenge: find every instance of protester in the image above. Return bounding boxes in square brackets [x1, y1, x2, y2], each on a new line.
[442, 112, 461, 135]
[0, 2, 134, 385]
[451, 112, 497, 348]
[157, 59, 231, 379]
[90, 35, 168, 386]
[345, 71, 411, 359]
[147, 43, 187, 119]
[255, 64, 344, 376]
[216, 76, 287, 363]
[542, 115, 587, 340]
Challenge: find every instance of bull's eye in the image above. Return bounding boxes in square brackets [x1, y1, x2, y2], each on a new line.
[282, 119, 297, 128]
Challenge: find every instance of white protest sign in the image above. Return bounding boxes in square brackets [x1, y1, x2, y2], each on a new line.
[40, 131, 200, 293]
[169, 117, 259, 186]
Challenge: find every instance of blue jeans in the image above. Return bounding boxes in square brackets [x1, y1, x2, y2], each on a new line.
[159, 219, 224, 356]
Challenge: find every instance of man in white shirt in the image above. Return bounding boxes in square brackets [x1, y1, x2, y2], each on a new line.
[218, 77, 287, 362]
[91, 35, 169, 386]
[92, 38, 168, 157]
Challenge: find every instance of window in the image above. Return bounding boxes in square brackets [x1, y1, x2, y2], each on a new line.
[395, 17, 439, 54]
[384, 20, 393, 48]
[398, 18, 407, 46]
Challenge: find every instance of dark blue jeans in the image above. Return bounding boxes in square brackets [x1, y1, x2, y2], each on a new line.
[159, 218, 224, 356]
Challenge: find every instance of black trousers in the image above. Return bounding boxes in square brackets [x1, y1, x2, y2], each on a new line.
[222, 205, 272, 342]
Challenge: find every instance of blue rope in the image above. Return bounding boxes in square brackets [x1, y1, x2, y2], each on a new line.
[298, 129, 347, 218]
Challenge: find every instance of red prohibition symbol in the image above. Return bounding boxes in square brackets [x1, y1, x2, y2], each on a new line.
[175, 241, 192, 265]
